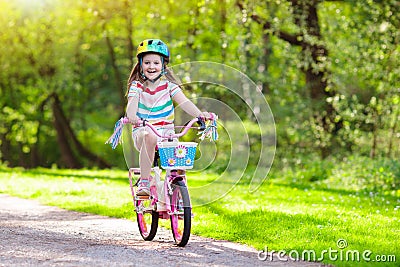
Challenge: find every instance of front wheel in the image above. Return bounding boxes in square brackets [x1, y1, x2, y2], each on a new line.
[170, 180, 191, 247]
[135, 197, 159, 241]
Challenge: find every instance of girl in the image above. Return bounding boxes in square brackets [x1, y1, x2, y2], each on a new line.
[126, 39, 211, 196]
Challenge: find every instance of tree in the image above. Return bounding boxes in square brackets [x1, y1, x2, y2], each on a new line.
[237, 0, 341, 157]
[236, 0, 399, 158]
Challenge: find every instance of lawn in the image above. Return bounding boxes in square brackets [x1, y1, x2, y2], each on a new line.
[0, 163, 398, 266]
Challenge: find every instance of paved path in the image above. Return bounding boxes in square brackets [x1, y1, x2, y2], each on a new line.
[0, 194, 325, 266]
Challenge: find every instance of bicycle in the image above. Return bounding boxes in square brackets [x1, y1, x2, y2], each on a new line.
[108, 115, 218, 247]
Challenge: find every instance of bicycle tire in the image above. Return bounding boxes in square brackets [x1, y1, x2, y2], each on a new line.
[170, 180, 191, 247]
[135, 198, 159, 241]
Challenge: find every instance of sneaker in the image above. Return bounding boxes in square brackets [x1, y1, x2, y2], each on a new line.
[136, 178, 150, 196]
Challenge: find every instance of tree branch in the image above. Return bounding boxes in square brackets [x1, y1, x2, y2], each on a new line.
[236, 1, 302, 46]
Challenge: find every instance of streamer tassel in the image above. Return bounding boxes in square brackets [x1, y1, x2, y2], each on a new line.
[105, 117, 125, 149]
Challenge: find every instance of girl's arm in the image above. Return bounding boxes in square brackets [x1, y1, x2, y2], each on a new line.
[172, 90, 211, 118]
[126, 96, 140, 123]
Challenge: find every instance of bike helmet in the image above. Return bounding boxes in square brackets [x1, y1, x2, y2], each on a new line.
[136, 39, 170, 62]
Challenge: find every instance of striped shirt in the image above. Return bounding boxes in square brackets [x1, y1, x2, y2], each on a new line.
[128, 79, 181, 125]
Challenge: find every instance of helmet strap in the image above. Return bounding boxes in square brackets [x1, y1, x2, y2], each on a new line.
[147, 74, 163, 83]
[140, 57, 167, 83]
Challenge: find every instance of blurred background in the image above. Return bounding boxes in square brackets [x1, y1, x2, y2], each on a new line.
[0, 0, 398, 171]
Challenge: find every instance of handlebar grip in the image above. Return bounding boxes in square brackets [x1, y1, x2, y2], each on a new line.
[197, 117, 206, 131]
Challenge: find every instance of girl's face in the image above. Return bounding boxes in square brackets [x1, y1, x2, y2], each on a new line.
[141, 53, 163, 81]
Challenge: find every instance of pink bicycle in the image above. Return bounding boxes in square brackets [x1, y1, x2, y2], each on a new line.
[118, 115, 217, 247]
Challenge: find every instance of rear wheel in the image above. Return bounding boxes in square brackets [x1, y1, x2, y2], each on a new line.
[170, 180, 191, 247]
[135, 197, 159, 241]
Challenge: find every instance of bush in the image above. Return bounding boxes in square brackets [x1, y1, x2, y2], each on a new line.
[272, 155, 400, 195]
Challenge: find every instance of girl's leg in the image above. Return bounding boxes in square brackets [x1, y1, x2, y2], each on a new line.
[135, 129, 157, 195]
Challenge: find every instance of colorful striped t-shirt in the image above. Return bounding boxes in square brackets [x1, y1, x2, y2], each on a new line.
[127, 79, 181, 125]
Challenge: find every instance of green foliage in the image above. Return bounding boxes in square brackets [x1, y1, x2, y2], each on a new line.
[273, 155, 400, 196]
[0, 0, 399, 167]
[318, 156, 400, 193]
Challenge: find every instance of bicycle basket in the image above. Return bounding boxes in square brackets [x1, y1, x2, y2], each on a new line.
[157, 142, 198, 169]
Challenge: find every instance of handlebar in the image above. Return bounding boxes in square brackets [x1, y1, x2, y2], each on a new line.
[138, 117, 205, 139]
[106, 114, 218, 149]
[122, 115, 214, 140]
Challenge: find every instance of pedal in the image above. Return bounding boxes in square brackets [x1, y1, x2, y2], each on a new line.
[129, 168, 141, 175]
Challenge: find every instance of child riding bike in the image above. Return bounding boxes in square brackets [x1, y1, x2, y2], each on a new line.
[125, 39, 213, 196]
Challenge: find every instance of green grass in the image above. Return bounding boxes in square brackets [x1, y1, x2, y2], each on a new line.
[0, 165, 398, 266]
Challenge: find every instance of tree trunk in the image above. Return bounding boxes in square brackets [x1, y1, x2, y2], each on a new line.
[102, 23, 126, 115]
[370, 122, 377, 159]
[52, 94, 83, 169]
[30, 120, 42, 167]
[51, 93, 111, 169]
[124, 0, 135, 68]
[387, 108, 398, 158]
[50, 90, 112, 169]
[31, 95, 53, 167]
[290, 0, 335, 105]
[0, 130, 11, 166]
[187, 3, 200, 59]
[261, 31, 272, 94]
[220, 0, 227, 63]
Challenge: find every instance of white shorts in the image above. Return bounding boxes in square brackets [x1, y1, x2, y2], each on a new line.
[132, 125, 176, 150]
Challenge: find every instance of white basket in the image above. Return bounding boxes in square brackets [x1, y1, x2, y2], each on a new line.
[157, 142, 198, 169]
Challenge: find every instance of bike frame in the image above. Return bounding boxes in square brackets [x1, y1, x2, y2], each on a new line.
[128, 168, 184, 217]
[127, 117, 205, 218]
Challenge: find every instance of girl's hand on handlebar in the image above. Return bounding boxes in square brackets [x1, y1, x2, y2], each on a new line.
[127, 116, 141, 127]
[198, 112, 215, 120]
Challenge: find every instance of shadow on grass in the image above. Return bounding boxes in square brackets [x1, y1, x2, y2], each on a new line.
[192, 201, 399, 266]
[199, 203, 332, 233]
[192, 203, 397, 262]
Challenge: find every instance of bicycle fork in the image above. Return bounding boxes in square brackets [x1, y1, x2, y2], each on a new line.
[165, 170, 188, 216]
